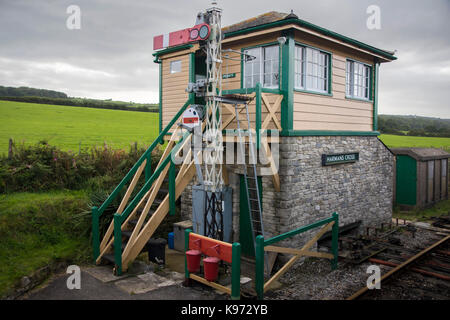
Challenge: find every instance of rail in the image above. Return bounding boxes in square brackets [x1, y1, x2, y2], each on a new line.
[347, 233, 450, 300]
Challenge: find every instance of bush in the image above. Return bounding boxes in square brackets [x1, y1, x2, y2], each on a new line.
[0, 190, 90, 298]
[0, 140, 162, 193]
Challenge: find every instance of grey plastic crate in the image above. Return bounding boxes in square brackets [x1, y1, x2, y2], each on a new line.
[173, 220, 193, 252]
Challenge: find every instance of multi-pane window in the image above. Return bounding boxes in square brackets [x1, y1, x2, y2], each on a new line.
[294, 45, 330, 93]
[243, 45, 279, 88]
[346, 60, 371, 100]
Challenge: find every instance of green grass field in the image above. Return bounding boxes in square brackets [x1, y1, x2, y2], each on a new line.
[0, 100, 160, 155]
[2, 100, 450, 154]
[379, 134, 450, 151]
[0, 190, 90, 298]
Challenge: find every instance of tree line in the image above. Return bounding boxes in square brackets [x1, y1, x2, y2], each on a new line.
[379, 114, 450, 137]
[0, 85, 158, 113]
[0, 85, 68, 98]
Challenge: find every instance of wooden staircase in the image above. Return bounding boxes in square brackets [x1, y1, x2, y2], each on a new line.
[95, 127, 200, 275]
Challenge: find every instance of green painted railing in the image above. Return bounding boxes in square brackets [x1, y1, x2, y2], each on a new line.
[184, 229, 242, 300]
[92, 97, 194, 268]
[255, 212, 339, 299]
[112, 127, 192, 275]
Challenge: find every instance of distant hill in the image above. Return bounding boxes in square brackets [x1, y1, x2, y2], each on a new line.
[379, 114, 450, 137]
[0, 85, 68, 98]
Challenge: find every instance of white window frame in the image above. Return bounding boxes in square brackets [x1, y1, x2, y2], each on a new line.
[346, 59, 371, 100]
[294, 44, 330, 94]
[170, 60, 182, 74]
[243, 45, 279, 89]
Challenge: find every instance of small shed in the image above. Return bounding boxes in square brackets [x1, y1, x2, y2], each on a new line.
[392, 148, 449, 209]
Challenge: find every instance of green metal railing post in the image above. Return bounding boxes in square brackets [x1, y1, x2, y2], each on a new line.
[331, 212, 339, 270]
[184, 229, 192, 281]
[91, 206, 100, 261]
[373, 63, 380, 131]
[255, 82, 262, 150]
[145, 152, 152, 182]
[113, 213, 123, 276]
[169, 159, 176, 216]
[255, 235, 265, 299]
[264, 215, 335, 246]
[231, 243, 241, 300]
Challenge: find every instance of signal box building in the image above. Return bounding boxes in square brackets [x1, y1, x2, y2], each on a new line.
[153, 11, 397, 255]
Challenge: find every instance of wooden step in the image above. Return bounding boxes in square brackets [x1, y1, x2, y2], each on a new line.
[111, 242, 127, 250]
[128, 216, 151, 226]
[102, 253, 115, 265]
[122, 230, 133, 238]
[158, 188, 168, 195]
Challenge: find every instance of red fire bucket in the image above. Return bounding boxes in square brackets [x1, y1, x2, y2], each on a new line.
[186, 250, 201, 273]
[203, 256, 220, 282]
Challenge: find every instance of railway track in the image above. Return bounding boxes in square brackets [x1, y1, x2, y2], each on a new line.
[346, 232, 450, 300]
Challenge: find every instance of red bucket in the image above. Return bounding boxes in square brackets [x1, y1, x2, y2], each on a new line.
[203, 256, 220, 282]
[186, 250, 201, 273]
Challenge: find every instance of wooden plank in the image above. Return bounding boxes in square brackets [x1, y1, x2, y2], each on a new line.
[261, 93, 282, 130]
[222, 135, 280, 144]
[122, 157, 198, 270]
[293, 91, 373, 109]
[261, 141, 280, 192]
[116, 160, 147, 214]
[300, 222, 334, 252]
[294, 112, 372, 125]
[96, 186, 154, 264]
[221, 103, 238, 129]
[263, 222, 334, 291]
[264, 245, 334, 259]
[98, 159, 147, 254]
[96, 137, 178, 264]
[263, 255, 297, 292]
[121, 162, 170, 259]
[293, 120, 372, 132]
[189, 233, 233, 263]
[190, 274, 231, 295]
[295, 103, 373, 117]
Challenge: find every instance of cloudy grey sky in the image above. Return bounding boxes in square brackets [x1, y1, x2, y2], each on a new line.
[0, 0, 449, 117]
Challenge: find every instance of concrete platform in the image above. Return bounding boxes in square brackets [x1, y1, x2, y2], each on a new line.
[84, 266, 129, 283]
[23, 270, 223, 300]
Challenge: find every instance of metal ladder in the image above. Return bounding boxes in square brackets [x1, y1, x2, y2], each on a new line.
[234, 102, 265, 252]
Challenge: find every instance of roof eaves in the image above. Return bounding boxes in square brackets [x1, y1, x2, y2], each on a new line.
[223, 17, 397, 61]
[152, 44, 194, 58]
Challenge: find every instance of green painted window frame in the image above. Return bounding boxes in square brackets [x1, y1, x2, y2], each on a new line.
[293, 41, 333, 96]
[241, 41, 281, 90]
[345, 58, 373, 102]
[158, 60, 162, 134]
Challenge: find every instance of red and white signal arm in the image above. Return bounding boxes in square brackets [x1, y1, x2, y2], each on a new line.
[153, 23, 210, 51]
[182, 107, 201, 129]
